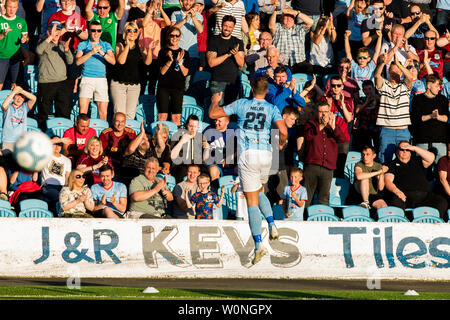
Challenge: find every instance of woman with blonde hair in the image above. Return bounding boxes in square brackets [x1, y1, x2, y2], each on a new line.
[110, 20, 156, 119]
[59, 169, 95, 218]
[76, 136, 113, 187]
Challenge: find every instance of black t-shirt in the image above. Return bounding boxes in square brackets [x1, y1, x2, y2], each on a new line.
[127, 7, 146, 22]
[157, 47, 190, 90]
[410, 93, 449, 144]
[207, 35, 244, 83]
[291, 0, 322, 15]
[387, 155, 430, 193]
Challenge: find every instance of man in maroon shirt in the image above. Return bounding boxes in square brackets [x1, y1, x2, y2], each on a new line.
[99, 112, 137, 175]
[303, 101, 347, 207]
[322, 76, 354, 178]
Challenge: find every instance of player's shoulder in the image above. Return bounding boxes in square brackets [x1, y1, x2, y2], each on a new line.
[100, 127, 113, 136]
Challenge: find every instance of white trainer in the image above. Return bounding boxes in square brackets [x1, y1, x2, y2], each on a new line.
[252, 246, 268, 265]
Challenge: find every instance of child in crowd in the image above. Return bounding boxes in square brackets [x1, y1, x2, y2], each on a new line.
[186, 173, 224, 220]
[230, 176, 247, 221]
[352, 80, 380, 152]
[1, 86, 36, 154]
[281, 167, 307, 221]
[344, 28, 382, 98]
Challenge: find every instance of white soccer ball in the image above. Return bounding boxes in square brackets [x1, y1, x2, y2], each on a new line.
[14, 131, 53, 172]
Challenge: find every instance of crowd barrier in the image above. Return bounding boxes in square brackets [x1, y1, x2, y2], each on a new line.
[1, 218, 449, 281]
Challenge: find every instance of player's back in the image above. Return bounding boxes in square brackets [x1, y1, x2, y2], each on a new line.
[224, 98, 282, 152]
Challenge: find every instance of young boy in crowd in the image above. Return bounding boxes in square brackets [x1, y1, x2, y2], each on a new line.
[281, 167, 308, 221]
[1, 85, 36, 154]
[344, 29, 382, 98]
[352, 80, 380, 152]
[186, 173, 224, 220]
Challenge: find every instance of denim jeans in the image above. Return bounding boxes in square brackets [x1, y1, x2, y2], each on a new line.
[378, 127, 411, 165]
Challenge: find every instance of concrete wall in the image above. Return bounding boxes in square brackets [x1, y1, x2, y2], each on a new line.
[1, 218, 449, 280]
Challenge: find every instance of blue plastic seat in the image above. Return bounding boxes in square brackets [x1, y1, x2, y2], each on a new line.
[344, 151, 362, 184]
[291, 73, 314, 92]
[136, 94, 158, 127]
[240, 80, 252, 98]
[46, 117, 74, 138]
[377, 206, 409, 222]
[219, 175, 238, 216]
[89, 118, 109, 136]
[198, 120, 210, 133]
[342, 205, 374, 222]
[181, 104, 204, 124]
[182, 95, 197, 106]
[150, 121, 179, 139]
[192, 70, 211, 88]
[0, 200, 16, 217]
[329, 177, 350, 208]
[125, 119, 141, 134]
[307, 204, 339, 221]
[412, 206, 445, 223]
[19, 199, 53, 218]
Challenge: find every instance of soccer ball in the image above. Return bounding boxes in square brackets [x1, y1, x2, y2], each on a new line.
[14, 131, 53, 172]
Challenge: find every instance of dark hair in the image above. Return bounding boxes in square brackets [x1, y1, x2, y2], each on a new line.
[330, 75, 343, 83]
[184, 114, 199, 129]
[245, 12, 259, 26]
[282, 105, 300, 118]
[76, 113, 90, 122]
[99, 164, 113, 173]
[425, 74, 442, 85]
[274, 65, 288, 75]
[361, 145, 376, 154]
[89, 20, 102, 28]
[222, 15, 236, 26]
[362, 79, 374, 87]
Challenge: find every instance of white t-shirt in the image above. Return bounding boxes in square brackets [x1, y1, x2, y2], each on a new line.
[41, 153, 72, 186]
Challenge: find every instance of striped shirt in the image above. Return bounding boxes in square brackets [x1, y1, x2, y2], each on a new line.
[273, 22, 308, 66]
[214, 0, 246, 40]
[376, 79, 411, 127]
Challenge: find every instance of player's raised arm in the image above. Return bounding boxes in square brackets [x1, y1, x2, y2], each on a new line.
[209, 92, 228, 119]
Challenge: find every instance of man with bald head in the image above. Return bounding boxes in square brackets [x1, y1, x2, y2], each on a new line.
[253, 45, 292, 84]
[245, 31, 288, 79]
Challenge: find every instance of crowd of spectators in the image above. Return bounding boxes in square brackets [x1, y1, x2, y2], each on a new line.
[0, 0, 449, 222]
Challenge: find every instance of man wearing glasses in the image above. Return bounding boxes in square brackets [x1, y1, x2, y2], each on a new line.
[417, 30, 447, 80]
[85, 0, 125, 52]
[403, 5, 438, 50]
[384, 141, 447, 221]
[322, 76, 354, 178]
[75, 21, 116, 121]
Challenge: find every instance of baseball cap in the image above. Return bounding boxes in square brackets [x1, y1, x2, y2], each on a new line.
[196, 0, 204, 4]
[48, 20, 63, 30]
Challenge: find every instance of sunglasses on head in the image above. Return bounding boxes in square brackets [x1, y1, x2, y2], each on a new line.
[75, 174, 86, 179]
[424, 37, 436, 40]
[127, 28, 138, 33]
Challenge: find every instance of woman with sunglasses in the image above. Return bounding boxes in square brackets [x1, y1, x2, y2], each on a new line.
[59, 169, 95, 218]
[110, 21, 154, 120]
[156, 25, 190, 127]
[76, 136, 113, 187]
